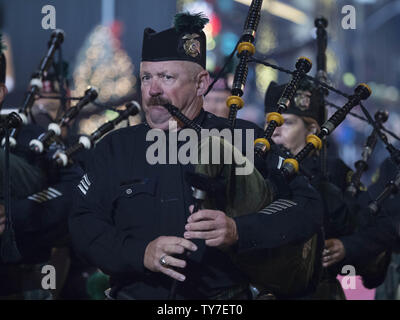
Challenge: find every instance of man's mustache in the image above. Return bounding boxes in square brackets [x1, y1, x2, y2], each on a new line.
[147, 96, 171, 106]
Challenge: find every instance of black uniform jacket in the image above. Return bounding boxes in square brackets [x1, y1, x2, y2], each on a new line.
[1, 124, 84, 264]
[69, 109, 323, 299]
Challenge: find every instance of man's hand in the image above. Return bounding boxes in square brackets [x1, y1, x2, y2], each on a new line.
[184, 205, 238, 248]
[323, 238, 346, 267]
[0, 205, 5, 235]
[144, 236, 197, 282]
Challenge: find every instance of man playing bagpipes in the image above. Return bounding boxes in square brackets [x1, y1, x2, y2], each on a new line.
[69, 12, 325, 300]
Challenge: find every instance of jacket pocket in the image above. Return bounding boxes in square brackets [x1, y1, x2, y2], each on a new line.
[113, 178, 159, 231]
[119, 178, 157, 198]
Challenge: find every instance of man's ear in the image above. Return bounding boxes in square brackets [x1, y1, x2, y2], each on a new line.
[196, 70, 210, 97]
[0, 84, 8, 104]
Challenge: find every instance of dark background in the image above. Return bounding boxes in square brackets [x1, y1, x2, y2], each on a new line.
[0, 0, 177, 107]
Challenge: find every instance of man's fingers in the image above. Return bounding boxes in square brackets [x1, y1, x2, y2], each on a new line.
[184, 230, 220, 240]
[185, 220, 215, 232]
[159, 266, 186, 282]
[331, 252, 343, 261]
[322, 256, 335, 268]
[160, 255, 187, 269]
[176, 238, 197, 252]
[188, 210, 220, 223]
[322, 252, 344, 268]
[157, 236, 197, 252]
[164, 244, 185, 255]
[323, 260, 334, 268]
[323, 247, 339, 257]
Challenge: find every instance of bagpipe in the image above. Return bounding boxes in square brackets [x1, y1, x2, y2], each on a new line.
[1, 28, 142, 164]
[341, 103, 400, 206]
[346, 110, 388, 197]
[29, 86, 98, 154]
[368, 170, 400, 215]
[366, 135, 400, 215]
[0, 30, 64, 263]
[279, 84, 371, 179]
[3, 29, 65, 148]
[254, 57, 312, 156]
[158, 7, 400, 297]
[226, 0, 263, 128]
[0, 29, 140, 264]
[53, 101, 140, 167]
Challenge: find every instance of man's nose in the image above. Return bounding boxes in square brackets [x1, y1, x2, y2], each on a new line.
[272, 126, 281, 136]
[149, 79, 163, 96]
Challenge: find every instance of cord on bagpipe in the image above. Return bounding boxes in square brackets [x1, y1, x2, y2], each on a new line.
[53, 101, 141, 167]
[5, 29, 65, 149]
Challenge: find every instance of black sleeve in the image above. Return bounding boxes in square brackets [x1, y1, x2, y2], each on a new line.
[340, 211, 400, 265]
[68, 134, 149, 276]
[0, 164, 83, 264]
[234, 174, 324, 252]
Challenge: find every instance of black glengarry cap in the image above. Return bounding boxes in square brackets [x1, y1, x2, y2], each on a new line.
[141, 12, 209, 68]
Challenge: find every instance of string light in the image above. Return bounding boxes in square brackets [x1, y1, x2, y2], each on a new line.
[256, 24, 276, 54]
[255, 61, 278, 97]
[72, 24, 136, 105]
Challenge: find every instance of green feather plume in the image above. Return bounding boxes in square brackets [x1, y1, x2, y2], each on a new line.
[173, 12, 209, 33]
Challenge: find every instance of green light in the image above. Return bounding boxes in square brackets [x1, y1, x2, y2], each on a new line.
[343, 73, 356, 87]
[105, 109, 119, 121]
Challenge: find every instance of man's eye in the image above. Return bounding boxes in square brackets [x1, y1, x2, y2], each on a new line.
[141, 75, 150, 81]
[163, 75, 174, 80]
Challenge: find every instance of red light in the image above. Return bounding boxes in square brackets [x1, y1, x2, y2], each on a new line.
[210, 14, 221, 37]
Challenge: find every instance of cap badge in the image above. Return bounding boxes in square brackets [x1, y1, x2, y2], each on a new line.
[294, 90, 312, 111]
[182, 33, 201, 58]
